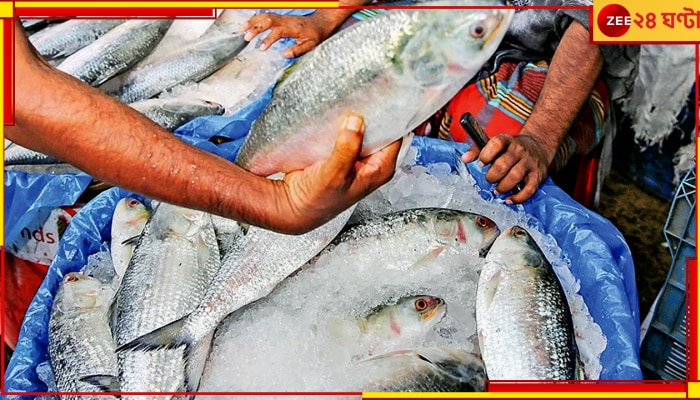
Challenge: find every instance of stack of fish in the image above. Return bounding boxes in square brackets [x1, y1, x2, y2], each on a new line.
[31, 1, 595, 395]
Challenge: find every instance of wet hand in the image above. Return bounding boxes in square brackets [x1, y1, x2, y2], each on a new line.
[243, 13, 331, 59]
[280, 113, 401, 234]
[461, 134, 551, 204]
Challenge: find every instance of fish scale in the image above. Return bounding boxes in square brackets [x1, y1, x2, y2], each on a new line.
[322, 208, 501, 270]
[29, 19, 126, 60]
[58, 20, 173, 86]
[235, 0, 513, 176]
[476, 226, 579, 380]
[110, 203, 221, 395]
[112, 34, 248, 104]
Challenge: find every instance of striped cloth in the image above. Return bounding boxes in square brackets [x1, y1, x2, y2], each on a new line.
[434, 60, 609, 173]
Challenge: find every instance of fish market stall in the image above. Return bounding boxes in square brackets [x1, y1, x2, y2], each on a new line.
[5, 5, 643, 396]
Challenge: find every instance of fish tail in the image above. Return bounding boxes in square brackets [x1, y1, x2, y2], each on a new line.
[79, 374, 121, 393]
[116, 315, 193, 352]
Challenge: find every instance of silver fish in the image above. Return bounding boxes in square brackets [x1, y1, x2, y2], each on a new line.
[323, 208, 501, 268]
[234, 1, 513, 176]
[351, 347, 486, 392]
[116, 207, 356, 383]
[58, 20, 173, 86]
[29, 19, 126, 60]
[110, 197, 150, 284]
[110, 34, 248, 104]
[129, 97, 225, 131]
[89, 203, 221, 395]
[48, 272, 117, 399]
[4, 142, 64, 165]
[475, 226, 581, 380]
[194, 40, 288, 114]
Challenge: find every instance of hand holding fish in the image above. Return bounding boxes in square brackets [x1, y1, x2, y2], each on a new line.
[280, 113, 402, 234]
[243, 13, 334, 59]
[462, 133, 551, 205]
[243, 3, 367, 59]
[8, 21, 399, 236]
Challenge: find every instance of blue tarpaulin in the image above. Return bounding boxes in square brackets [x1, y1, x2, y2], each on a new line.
[4, 9, 643, 395]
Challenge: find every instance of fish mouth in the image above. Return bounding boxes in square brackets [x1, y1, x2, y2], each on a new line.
[481, 11, 510, 50]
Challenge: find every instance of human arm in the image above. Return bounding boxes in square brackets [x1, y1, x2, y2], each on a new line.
[462, 20, 603, 204]
[8, 21, 400, 234]
[242, 0, 371, 58]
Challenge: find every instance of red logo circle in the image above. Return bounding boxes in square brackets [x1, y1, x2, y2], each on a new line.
[597, 4, 631, 37]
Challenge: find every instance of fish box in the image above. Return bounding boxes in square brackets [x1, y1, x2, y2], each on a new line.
[639, 168, 695, 380]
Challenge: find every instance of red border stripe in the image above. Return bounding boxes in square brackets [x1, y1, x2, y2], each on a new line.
[15, 7, 217, 17]
[4, 19, 14, 126]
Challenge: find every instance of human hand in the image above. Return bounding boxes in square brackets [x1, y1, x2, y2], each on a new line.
[461, 134, 552, 204]
[242, 13, 332, 59]
[278, 113, 401, 234]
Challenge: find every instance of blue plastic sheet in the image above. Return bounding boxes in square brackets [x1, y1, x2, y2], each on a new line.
[4, 171, 93, 252]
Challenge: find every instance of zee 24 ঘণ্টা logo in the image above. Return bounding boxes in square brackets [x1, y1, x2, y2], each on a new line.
[597, 3, 632, 37]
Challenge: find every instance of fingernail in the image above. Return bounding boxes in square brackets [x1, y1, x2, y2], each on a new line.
[244, 31, 253, 41]
[259, 43, 268, 51]
[344, 114, 363, 133]
[493, 189, 501, 195]
[478, 161, 485, 167]
[505, 199, 514, 205]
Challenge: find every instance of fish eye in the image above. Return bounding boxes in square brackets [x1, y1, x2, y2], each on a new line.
[127, 198, 140, 208]
[415, 298, 429, 312]
[513, 227, 527, 238]
[64, 274, 79, 283]
[476, 216, 491, 228]
[470, 23, 486, 39]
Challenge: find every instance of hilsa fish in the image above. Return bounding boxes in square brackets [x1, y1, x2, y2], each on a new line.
[48, 273, 117, 399]
[58, 20, 173, 86]
[235, 0, 513, 176]
[476, 226, 584, 380]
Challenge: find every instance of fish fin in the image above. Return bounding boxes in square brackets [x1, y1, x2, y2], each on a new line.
[415, 348, 486, 391]
[79, 374, 120, 392]
[120, 235, 141, 246]
[355, 348, 417, 364]
[108, 298, 119, 340]
[116, 316, 191, 352]
[480, 270, 501, 310]
[413, 246, 445, 267]
[182, 331, 214, 394]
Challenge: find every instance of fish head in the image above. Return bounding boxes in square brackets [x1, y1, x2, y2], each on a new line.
[426, 6, 514, 77]
[153, 203, 208, 239]
[54, 272, 107, 313]
[387, 295, 447, 337]
[430, 210, 500, 256]
[400, 2, 513, 89]
[114, 197, 150, 229]
[484, 225, 547, 269]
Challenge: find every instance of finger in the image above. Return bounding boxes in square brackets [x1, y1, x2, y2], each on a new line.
[505, 171, 540, 204]
[243, 14, 275, 41]
[349, 138, 401, 198]
[478, 135, 511, 165]
[284, 39, 319, 58]
[324, 113, 365, 177]
[260, 27, 293, 51]
[484, 148, 518, 184]
[461, 146, 481, 164]
[494, 160, 527, 194]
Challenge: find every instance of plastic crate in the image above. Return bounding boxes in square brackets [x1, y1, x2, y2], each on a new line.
[640, 168, 696, 380]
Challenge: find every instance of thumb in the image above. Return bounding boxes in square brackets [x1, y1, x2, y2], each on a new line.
[325, 113, 365, 175]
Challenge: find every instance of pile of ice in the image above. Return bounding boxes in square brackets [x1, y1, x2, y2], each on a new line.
[198, 144, 606, 394]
